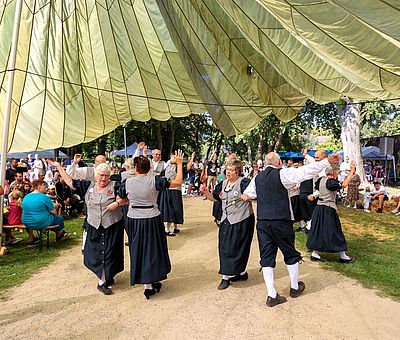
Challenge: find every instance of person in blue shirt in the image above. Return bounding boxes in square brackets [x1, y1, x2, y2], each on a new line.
[22, 180, 67, 245]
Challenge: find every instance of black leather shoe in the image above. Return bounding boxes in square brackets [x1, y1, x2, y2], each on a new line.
[173, 228, 180, 233]
[152, 282, 162, 292]
[310, 255, 326, 262]
[230, 272, 248, 282]
[97, 283, 112, 295]
[266, 293, 287, 307]
[290, 281, 305, 298]
[340, 255, 356, 263]
[105, 278, 115, 287]
[144, 288, 157, 300]
[166, 231, 176, 237]
[218, 279, 230, 290]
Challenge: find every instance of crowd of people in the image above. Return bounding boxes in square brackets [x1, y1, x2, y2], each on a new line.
[2, 146, 399, 307]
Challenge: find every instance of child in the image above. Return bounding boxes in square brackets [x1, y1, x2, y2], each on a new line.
[4, 189, 23, 245]
[363, 186, 372, 213]
[47, 185, 61, 215]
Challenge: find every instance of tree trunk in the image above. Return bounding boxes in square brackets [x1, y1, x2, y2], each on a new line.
[256, 134, 263, 160]
[215, 134, 224, 160]
[97, 137, 106, 155]
[206, 131, 219, 160]
[246, 141, 253, 164]
[156, 120, 163, 151]
[168, 120, 176, 156]
[337, 102, 366, 182]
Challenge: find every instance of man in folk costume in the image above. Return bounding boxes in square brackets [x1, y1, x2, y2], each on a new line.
[133, 142, 167, 176]
[242, 152, 339, 307]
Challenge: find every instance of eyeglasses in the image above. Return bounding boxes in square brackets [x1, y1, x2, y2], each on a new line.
[97, 174, 110, 178]
[154, 154, 161, 156]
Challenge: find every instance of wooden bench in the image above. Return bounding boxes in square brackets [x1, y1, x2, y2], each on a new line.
[3, 224, 60, 249]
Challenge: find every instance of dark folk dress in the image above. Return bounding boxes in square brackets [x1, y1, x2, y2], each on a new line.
[298, 179, 317, 221]
[78, 180, 124, 281]
[119, 175, 171, 285]
[306, 178, 348, 253]
[214, 178, 255, 275]
[158, 165, 184, 224]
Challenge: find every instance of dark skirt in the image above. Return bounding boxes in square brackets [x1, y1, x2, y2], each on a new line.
[83, 221, 124, 280]
[158, 189, 184, 224]
[212, 200, 223, 221]
[306, 205, 347, 252]
[219, 214, 255, 275]
[127, 215, 171, 285]
[290, 195, 303, 222]
[297, 193, 317, 221]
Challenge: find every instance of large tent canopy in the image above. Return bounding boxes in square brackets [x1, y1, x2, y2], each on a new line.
[1, 0, 399, 151]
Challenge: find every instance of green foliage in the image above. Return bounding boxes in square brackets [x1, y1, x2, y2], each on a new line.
[315, 135, 343, 151]
[361, 100, 399, 138]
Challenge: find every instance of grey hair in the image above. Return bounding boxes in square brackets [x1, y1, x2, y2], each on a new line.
[325, 164, 339, 176]
[125, 157, 134, 169]
[226, 159, 242, 174]
[95, 163, 112, 176]
[264, 152, 281, 166]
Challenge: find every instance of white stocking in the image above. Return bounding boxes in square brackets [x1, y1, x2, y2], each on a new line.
[286, 263, 299, 290]
[262, 267, 277, 298]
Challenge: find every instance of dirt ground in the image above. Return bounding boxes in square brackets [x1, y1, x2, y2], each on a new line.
[1, 196, 399, 340]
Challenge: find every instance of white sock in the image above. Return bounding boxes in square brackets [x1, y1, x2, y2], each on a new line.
[98, 270, 106, 285]
[144, 284, 152, 290]
[82, 229, 87, 251]
[262, 267, 277, 298]
[299, 220, 305, 228]
[311, 250, 320, 259]
[340, 251, 350, 260]
[240, 271, 247, 275]
[306, 220, 312, 230]
[287, 263, 299, 290]
[222, 275, 230, 280]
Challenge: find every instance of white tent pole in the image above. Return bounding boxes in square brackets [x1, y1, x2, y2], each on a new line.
[0, 0, 24, 248]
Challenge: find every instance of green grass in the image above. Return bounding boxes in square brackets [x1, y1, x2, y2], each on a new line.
[295, 206, 400, 300]
[0, 216, 84, 300]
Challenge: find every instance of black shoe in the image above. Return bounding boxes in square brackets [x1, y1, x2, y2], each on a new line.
[290, 281, 305, 298]
[230, 272, 248, 282]
[376, 208, 382, 213]
[173, 228, 180, 234]
[218, 279, 230, 290]
[310, 255, 326, 262]
[125, 241, 129, 246]
[266, 293, 287, 307]
[340, 255, 356, 263]
[105, 278, 115, 287]
[166, 231, 176, 237]
[152, 282, 162, 292]
[144, 288, 157, 300]
[97, 283, 112, 295]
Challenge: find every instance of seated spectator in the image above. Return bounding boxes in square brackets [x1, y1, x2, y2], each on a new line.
[370, 182, 389, 213]
[363, 187, 372, 213]
[47, 185, 61, 215]
[4, 188, 23, 245]
[21, 181, 32, 196]
[9, 172, 24, 192]
[55, 178, 84, 216]
[391, 195, 400, 216]
[22, 180, 68, 246]
[44, 170, 54, 186]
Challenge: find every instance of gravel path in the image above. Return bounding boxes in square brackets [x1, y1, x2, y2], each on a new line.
[1, 197, 399, 339]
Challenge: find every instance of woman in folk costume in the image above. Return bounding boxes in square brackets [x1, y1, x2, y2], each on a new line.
[158, 153, 187, 236]
[307, 161, 356, 263]
[51, 161, 124, 295]
[202, 159, 255, 290]
[118, 151, 183, 300]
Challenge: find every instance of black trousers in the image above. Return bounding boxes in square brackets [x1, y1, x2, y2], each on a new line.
[256, 220, 302, 268]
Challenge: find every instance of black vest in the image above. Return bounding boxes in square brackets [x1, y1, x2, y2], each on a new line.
[255, 167, 291, 221]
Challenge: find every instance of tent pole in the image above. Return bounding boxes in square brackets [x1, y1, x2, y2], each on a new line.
[0, 0, 24, 253]
[123, 124, 128, 160]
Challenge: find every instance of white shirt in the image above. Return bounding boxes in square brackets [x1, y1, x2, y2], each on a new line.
[371, 185, 388, 196]
[244, 158, 330, 199]
[66, 163, 95, 181]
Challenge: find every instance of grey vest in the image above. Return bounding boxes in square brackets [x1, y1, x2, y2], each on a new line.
[317, 177, 337, 209]
[126, 176, 161, 218]
[121, 169, 135, 181]
[152, 160, 165, 176]
[221, 178, 253, 225]
[85, 181, 122, 229]
[164, 165, 180, 191]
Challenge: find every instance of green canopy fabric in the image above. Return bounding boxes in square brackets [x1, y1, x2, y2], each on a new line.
[0, 0, 399, 151]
